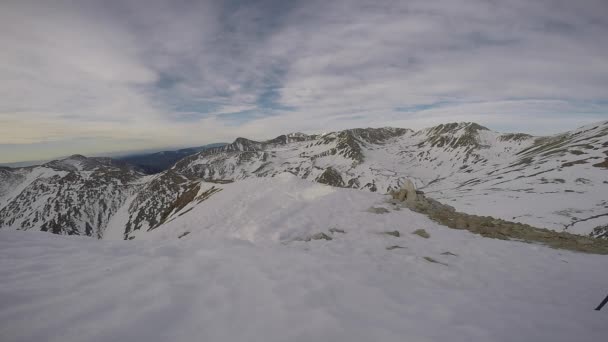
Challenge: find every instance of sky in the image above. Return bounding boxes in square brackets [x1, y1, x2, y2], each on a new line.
[1, 0, 608, 163]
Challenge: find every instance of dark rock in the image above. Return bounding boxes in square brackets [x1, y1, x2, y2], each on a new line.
[368, 207, 390, 214]
[316, 167, 345, 187]
[329, 228, 346, 234]
[412, 229, 430, 238]
[311, 232, 333, 241]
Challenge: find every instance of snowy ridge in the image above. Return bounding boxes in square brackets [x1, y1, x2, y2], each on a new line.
[171, 121, 608, 235]
[1, 121, 607, 238]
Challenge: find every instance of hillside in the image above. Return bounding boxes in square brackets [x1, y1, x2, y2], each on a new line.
[1, 175, 606, 342]
[1, 121, 607, 239]
[170, 121, 608, 236]
[0, 155, 144, 237]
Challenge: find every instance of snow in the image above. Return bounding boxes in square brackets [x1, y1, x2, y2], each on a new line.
[176, 122, 608, 235]
[0, 167, 67, 210]
[2, 122, 607, 239]
[103, 194, 137, 240]
[1, 175, 607, 342]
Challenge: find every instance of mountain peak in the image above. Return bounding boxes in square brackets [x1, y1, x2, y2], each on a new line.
[42, 154, 141, 173]
[426, 122, 489, 134]
[65, 154, 88, 161]
[44, 154, 91, 171]
[226, 137, 263, 152]
[417, 122, 490, 150]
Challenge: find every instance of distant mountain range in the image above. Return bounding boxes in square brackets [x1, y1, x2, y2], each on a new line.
[116, 143, 228, 174]
[1, 121, 607, 240]
[0, 143, 228, 171]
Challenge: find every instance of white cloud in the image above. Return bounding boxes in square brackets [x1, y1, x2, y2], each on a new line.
[1, 0, 607, 162]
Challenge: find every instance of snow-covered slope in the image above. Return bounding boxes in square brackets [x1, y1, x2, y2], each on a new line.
[1, 121, 607, 238]
[1, 175, 606, 342]
[171, 121, 608, 235]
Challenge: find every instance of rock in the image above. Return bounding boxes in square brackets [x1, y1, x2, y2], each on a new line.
[403, 179, 418, 203]
[368, 207, 390, 214]
[383, 230, 400, 237]
[397, 189, 407, 202]
[454, 216, 468, 229]
[391, 179, 419, 204]
[316, 167, 345, 187]
[329, 227, 346, 234]
[423, 256, 447, 266]
[412, 229, 430, 238]
[295, 232, 334, 242]
[425, 197, 454, 212]
[590, 225, 608, 239]
[311, 232, 333, 241]
[386, 245, 406, 250]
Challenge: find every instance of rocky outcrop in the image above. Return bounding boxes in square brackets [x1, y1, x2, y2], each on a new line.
[412, 229, 430, 238]
[590, 225, 608, 239]
[390, 179, 418, 204]
[316, 167, 345, 187]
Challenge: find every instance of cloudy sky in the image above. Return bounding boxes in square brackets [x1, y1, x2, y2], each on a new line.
[1, 0, 607, 163]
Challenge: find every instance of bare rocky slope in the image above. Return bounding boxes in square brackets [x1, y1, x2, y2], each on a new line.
[1, 121, 607, 240]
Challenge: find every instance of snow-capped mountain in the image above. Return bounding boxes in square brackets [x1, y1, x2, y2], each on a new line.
[1, 121, 607, 239]
[0, 155, 143, 237]
[170, 121, 608, 235]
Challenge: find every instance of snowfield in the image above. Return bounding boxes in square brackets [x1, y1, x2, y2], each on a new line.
[1, 175, 606, 342]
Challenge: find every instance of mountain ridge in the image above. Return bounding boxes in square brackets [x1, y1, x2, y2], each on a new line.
[116, 143, 228, 174]
[1, 120, 607, 239]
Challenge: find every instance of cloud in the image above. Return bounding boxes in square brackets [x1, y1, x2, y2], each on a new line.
[1, 0, 607, 162]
